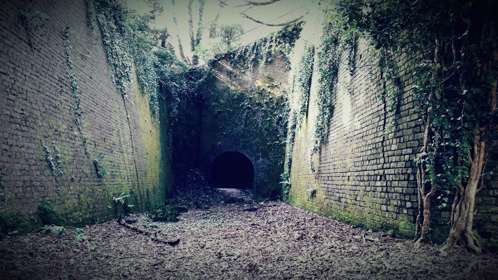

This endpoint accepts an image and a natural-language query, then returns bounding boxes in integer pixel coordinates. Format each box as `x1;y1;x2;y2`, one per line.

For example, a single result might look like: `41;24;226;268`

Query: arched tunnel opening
209;152;254;189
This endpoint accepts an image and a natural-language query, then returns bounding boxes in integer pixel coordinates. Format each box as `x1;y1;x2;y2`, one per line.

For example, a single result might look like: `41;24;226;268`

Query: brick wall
288;37;498;246
0;0;170;224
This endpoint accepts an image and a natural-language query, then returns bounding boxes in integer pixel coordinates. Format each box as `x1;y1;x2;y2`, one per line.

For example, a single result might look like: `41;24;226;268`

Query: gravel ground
1;188;497;280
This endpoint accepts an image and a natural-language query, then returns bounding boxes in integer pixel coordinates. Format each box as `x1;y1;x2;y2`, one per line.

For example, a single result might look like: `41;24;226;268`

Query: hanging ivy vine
212;22;303;71
94;0;159;114
313;21;341;152
43;144;64;178
281;110;298;201
62;27;90;158
297;44;315;122
336;0;498;253
94;0;132;95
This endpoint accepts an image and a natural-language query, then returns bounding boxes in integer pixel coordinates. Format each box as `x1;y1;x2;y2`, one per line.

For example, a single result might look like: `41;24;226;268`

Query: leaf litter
1;185;497;279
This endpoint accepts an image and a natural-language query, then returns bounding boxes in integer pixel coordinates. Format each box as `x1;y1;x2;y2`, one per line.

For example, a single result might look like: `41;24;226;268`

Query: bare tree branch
195;0;206;48
188;0;195;51
177;35;189;63
240;12;304;27
237;0;282;7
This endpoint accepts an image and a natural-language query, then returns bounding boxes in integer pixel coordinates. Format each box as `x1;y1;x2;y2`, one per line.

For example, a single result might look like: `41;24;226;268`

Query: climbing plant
336;0;498;253
62;27;90;158
296;44;315;122
94;0;132;94
213;22;303;71
94;0;159;114
155;50;209;125
126;14;160;112
92;0;216;182
311;7;361;152
42;144;64;178
313;21;341;152
281;110;298;200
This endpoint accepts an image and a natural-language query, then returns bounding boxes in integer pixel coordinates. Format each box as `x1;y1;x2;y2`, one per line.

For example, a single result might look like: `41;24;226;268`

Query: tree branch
240;12;304;27
246;0;281;5
188;0;195;51
237;0;281;7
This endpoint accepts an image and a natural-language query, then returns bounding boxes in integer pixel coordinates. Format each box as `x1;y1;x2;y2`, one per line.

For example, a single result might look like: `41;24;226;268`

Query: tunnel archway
209;151;254;189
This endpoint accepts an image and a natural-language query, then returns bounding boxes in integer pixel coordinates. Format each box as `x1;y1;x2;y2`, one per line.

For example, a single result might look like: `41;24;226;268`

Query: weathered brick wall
289;39;421;237
289;36;498;247
0;0;170;224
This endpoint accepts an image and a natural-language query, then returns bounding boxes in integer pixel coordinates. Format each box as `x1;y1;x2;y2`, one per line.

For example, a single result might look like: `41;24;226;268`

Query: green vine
43;144;64;177
111;192;134;219
313;19;342;152
94;0;132;95
94;0;159;114
93;153;107;179
337;0;498;248
62;28;82;122
297;44;315;122
62;27;90;158
281;110;297;201
126;14;160;113
212;22;303;71
280;170;291;201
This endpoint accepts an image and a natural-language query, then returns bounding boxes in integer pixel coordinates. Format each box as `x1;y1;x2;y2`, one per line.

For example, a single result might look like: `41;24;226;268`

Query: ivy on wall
156;59;209;126
209;23;302;199
43;144;64;178
313;22;341;152
336;0;498;252
212;22;303;71
62;27;90;158
126;15;160;112
62;28;82;124
93;153;107;179
93;0;159;114
94;0;132;95
286;1;497;253
281;110;297;200
296;44;315;123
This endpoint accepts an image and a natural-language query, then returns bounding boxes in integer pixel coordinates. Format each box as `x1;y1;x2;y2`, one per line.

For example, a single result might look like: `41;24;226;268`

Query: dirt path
1;191;497;279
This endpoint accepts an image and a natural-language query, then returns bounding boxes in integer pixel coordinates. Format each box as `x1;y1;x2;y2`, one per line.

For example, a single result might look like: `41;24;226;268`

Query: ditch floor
1;187;498;280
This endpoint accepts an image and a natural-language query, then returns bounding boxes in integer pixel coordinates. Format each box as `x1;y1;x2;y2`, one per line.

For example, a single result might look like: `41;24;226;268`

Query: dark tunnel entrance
209;152;254;189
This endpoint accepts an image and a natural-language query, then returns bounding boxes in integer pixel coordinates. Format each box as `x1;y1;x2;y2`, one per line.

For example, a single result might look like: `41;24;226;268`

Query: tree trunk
445;129;486;254
415;41;440;243
445;60;497;253
415;116;435;244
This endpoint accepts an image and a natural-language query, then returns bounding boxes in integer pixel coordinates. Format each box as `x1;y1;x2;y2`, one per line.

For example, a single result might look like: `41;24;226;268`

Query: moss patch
288;151;415;238
130;66;169;211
